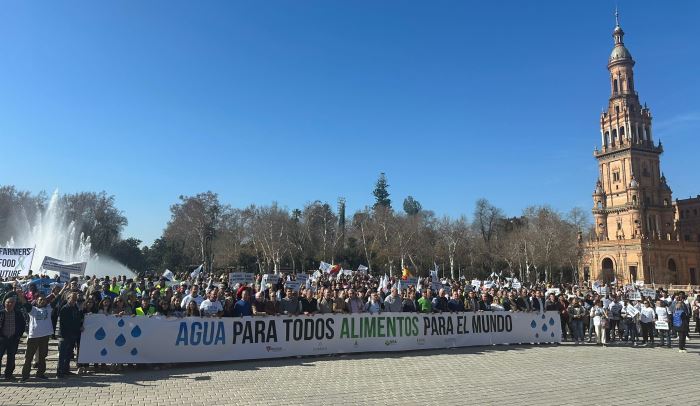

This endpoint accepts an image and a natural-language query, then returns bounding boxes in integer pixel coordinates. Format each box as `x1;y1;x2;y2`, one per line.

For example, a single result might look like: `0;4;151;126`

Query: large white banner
0;247;35;278
79;311;562;364
40;256;87;275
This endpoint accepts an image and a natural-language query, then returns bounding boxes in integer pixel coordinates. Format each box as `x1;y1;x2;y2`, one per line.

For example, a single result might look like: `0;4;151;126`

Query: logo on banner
265;346;283;353
529;314;556;339
312;342;328;352
93;318;143;358
416;338;426;345
384;339;398;346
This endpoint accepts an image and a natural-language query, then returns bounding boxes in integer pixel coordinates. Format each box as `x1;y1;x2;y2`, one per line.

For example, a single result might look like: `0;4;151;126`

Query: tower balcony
594;139;663;158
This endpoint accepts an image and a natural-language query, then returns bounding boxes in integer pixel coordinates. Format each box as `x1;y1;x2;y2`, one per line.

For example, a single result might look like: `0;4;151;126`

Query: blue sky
1;1;699;246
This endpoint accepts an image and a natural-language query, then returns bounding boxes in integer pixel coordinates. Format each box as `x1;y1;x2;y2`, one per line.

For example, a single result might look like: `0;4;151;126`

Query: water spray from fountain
4;190;135;279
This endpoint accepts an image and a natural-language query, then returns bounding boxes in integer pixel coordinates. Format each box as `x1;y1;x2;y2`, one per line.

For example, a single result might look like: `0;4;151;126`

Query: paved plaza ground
1;334;699;406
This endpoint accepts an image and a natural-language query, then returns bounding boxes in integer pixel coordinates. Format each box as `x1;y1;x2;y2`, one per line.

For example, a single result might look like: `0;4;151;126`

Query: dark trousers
606;319;620;341
0;335;21;378
640;322;654;344
675;327;687;350
51;308;59;336
22;336;49;378
58;335;77;375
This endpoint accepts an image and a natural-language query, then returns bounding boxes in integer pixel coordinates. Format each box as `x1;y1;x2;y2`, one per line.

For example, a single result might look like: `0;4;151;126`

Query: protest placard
228;272;255;286
471;279;481;289
642;288;656;298
546;288;561;296
295;273;309;285
655;321;668;330
511;281;522;289
625;305;639;317
403;277;418;286
627;291;642;301
284;280;301;291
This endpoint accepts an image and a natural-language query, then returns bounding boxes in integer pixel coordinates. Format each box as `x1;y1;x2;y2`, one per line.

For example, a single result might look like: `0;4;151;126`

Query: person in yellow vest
109;277;121;296
155;278;169;296
135;297;156;316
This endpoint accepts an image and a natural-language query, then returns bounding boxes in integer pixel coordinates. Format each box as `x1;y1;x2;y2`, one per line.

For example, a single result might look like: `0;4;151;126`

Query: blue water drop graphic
551;332;555;338
130;348;138;356
100;348;107;356
535;333;539;338
131;325;142;338
118;319;125;327
530;320;537;328
541;324;548;332
541;314;546;320
115;334;126;347
95;327;106;341
548;317;555;326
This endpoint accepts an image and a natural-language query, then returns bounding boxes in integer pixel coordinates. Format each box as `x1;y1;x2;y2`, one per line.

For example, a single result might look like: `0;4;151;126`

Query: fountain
4;190;135;279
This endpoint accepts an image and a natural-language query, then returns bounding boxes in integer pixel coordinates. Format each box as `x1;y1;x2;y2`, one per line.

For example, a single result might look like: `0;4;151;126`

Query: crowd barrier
79;311;562;364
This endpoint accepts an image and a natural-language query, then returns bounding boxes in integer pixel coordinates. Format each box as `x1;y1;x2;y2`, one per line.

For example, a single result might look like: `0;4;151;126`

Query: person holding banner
384;288;403;313
233;290;253;317
654;300;672;348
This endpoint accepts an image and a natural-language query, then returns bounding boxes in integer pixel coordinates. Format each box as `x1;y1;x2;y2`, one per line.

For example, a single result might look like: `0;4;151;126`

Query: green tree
403;196;422;216
109;238;145;271
372;172;391;210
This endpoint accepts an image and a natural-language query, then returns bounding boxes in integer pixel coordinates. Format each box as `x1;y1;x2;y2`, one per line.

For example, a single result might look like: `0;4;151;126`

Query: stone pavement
1;335;699;406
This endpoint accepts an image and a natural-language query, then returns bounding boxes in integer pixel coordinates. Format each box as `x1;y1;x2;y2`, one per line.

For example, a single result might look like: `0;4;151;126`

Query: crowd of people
1;270;698;382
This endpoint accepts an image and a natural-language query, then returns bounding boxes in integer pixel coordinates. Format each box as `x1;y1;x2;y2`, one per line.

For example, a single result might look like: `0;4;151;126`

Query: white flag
397;279;403;294
162;269;175;281
319;261;332;273
430;270;438;280
190;264;203;279
357;265;369;273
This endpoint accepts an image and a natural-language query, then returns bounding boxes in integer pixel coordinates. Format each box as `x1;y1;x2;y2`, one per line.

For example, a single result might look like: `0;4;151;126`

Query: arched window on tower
612;129;618;146
604;131;610;147
619;127;625;141
613;79;619;94
645;126;651;141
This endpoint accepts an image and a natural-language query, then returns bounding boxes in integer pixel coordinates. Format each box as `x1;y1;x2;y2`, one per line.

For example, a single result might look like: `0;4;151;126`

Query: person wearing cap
233;290;253;317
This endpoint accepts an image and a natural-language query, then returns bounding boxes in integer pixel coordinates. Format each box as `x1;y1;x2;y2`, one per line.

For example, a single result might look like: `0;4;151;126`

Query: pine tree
373;172;391;210
403;195;422;216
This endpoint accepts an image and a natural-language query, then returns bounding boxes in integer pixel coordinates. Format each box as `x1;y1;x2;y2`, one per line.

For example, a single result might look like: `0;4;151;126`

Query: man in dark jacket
0;297;26;381
57;292;83;378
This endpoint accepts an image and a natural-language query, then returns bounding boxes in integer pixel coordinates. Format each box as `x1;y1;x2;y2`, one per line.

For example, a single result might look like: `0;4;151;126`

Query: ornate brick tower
582;12;700;286
593;11;673;244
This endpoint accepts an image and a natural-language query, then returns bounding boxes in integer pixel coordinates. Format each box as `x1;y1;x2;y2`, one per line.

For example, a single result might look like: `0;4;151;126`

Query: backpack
672;308;685;328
